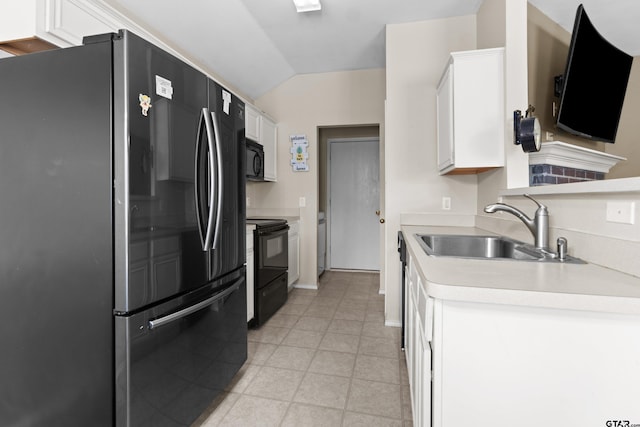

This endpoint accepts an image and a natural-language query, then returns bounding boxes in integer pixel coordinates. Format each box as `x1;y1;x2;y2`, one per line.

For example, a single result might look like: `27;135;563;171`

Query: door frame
325;136;380;271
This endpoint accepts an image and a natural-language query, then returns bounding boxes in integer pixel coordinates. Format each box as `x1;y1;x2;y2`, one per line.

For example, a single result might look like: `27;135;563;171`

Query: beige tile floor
192;270;413;427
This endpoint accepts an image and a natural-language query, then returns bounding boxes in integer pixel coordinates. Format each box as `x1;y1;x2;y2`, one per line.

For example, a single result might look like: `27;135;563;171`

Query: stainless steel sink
415;234;585;263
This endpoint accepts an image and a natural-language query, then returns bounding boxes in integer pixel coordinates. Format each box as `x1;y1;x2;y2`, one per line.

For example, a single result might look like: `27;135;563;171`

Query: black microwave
246;139;264;181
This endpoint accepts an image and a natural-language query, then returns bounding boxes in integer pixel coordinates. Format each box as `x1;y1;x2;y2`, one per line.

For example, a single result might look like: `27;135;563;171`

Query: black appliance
246;139;265;181
0;30;247;427
247;219;289;326
555;4;633;143
398;231;407;350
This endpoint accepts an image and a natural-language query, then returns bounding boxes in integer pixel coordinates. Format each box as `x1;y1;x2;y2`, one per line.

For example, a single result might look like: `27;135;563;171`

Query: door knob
379;218;385;224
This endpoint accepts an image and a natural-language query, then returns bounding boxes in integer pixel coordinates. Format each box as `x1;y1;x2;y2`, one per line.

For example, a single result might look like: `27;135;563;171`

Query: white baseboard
385;320;401;328
293;283;318;290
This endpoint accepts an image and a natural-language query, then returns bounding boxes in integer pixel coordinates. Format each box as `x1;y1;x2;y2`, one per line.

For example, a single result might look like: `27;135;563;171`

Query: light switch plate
299;196;306;207
606;201;635;224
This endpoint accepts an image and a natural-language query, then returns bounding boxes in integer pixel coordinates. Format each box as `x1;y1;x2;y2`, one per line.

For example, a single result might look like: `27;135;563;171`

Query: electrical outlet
442;197;451;210
299;196;306;208
606;201;635;224
545;131;554;141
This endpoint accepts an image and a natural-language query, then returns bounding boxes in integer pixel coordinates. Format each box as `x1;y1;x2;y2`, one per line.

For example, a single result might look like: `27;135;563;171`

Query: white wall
384;0;532;326
251;69;386;288
384;16;478;325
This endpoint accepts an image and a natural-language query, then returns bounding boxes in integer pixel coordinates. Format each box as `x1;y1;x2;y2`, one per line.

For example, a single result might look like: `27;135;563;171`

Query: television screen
556;4;633;143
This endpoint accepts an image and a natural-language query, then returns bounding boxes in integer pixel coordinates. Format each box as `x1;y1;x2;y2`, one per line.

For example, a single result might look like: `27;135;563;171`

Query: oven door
256;225;289;288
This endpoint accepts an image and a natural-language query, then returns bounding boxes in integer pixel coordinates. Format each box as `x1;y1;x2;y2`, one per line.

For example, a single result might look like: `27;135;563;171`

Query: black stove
246;218;289;327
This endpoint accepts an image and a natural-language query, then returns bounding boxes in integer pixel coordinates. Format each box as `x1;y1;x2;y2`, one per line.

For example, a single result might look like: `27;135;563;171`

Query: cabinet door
246;251;254;322
261;115;277;181
245;104;261;142
287;230;299;286
436;48;504;174
246;229;255;322
45;0;119;46
436;65;454;172
413;317;423;425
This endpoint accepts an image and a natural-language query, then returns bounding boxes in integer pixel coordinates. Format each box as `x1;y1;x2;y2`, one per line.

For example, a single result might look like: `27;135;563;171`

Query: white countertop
247;216;300;224
402;225;640;314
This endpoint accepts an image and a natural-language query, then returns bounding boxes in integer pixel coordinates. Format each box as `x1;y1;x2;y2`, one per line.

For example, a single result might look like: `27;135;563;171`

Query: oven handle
148;277;242;330
257;226;290;238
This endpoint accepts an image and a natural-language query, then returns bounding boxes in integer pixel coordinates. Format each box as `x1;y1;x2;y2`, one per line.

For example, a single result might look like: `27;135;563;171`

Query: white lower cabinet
405;254;432;427
406;249;640;427
287;220;299;287
246;225;255;323
434;300;640;426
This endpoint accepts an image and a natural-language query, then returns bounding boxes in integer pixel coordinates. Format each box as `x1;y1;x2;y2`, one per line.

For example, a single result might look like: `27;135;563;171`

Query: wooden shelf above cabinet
0;36;58;56
443;166;499;175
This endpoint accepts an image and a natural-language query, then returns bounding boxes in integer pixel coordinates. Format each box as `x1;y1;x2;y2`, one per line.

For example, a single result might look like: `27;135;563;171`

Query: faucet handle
524;194;547;210
557;237;568;261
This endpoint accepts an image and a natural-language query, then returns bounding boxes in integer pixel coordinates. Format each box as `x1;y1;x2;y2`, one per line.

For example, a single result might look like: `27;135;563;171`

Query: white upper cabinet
245;104;261;143
436;47;505;175
0;0;119;54
244;103;278;182
260;114;277;182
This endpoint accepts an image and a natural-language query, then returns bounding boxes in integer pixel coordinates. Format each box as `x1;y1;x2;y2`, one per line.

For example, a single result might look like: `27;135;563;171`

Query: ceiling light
293;0;321;13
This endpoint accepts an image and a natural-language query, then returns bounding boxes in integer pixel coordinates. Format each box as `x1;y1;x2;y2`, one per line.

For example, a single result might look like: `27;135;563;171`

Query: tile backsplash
530;164;605;186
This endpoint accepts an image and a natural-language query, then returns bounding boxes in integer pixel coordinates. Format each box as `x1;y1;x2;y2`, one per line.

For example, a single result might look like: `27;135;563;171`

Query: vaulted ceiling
99;0;639;100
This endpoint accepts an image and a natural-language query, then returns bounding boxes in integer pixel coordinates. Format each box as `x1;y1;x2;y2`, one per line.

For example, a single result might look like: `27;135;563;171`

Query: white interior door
329;138;380;270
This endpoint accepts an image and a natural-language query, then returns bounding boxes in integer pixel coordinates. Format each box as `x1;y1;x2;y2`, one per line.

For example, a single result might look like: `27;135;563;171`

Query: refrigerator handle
194;107;216;251
148;277;242;330
210;111;224;250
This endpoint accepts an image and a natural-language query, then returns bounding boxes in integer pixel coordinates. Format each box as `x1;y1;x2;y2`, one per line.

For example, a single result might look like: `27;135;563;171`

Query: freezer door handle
210;111;224;250
148;277;242;330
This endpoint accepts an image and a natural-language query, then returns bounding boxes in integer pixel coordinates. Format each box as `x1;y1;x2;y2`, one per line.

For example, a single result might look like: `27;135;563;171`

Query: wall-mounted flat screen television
556;4;633;143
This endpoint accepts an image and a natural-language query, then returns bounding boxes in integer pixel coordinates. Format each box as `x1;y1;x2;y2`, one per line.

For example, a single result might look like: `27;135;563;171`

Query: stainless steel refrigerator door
112;31;213;313
0;44;113;425
115;269;247;426
207;81;246;280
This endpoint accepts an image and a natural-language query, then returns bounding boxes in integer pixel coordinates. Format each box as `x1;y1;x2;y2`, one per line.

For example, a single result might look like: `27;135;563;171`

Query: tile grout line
199;272;410;426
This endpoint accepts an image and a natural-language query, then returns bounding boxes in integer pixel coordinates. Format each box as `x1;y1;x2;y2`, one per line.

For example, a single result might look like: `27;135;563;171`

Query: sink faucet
484;194;549;250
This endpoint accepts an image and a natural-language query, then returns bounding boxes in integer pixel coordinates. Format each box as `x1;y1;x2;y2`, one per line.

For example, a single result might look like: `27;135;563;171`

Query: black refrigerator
0;30;247;426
